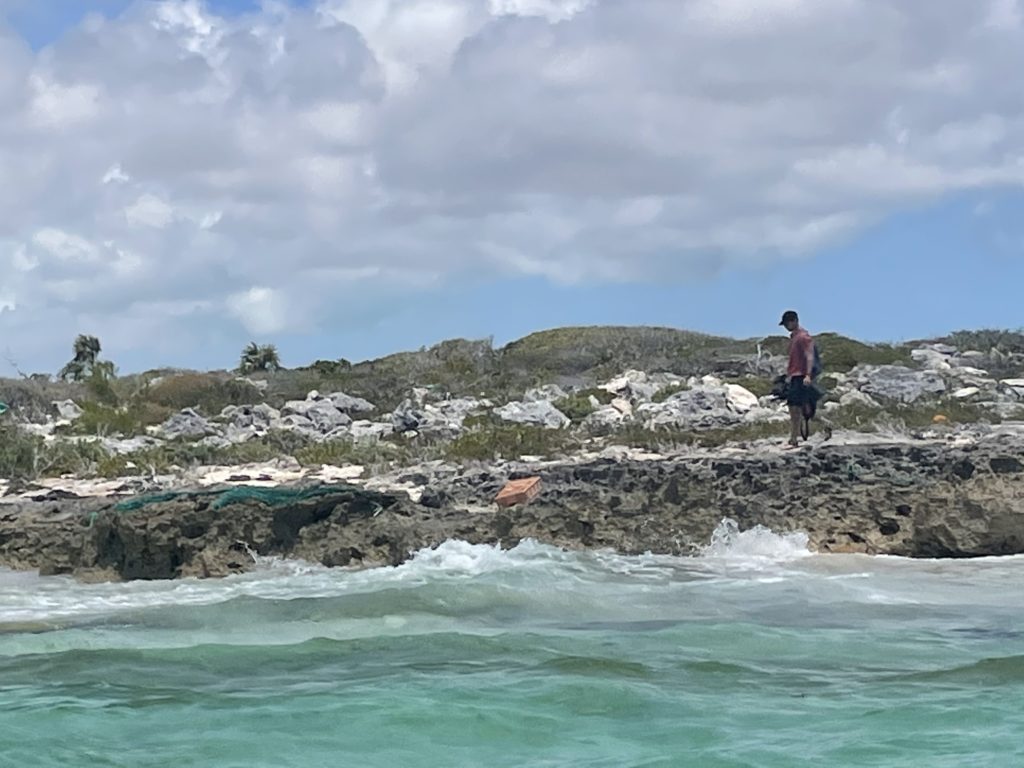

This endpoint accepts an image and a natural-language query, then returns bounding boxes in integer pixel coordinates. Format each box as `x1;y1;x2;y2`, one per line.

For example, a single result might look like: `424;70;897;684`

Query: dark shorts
786;376;812;407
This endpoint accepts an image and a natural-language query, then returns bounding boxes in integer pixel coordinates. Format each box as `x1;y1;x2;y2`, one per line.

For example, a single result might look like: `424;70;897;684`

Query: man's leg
788;405;802;446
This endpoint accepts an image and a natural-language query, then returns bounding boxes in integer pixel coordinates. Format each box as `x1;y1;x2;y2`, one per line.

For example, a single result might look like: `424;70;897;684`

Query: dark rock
2;437;1024;581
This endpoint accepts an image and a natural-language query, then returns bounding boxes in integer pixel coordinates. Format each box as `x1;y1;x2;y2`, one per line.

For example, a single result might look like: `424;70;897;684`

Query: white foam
699;518;811;564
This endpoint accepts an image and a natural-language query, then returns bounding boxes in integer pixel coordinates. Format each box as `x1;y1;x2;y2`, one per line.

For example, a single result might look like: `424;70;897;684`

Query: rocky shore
2;428;1023;582
4;328;1024;581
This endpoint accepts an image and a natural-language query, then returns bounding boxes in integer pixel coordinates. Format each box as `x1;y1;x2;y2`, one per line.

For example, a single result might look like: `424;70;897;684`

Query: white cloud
102;163;131;184
124;194;176;228
0;0;1023;369
227;286;289;335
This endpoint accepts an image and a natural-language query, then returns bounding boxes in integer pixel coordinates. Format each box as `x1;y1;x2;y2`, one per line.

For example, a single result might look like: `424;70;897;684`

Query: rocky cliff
2;433;1022;581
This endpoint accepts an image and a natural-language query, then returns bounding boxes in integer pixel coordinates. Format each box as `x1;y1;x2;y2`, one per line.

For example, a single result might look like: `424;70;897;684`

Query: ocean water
2;520;1023;768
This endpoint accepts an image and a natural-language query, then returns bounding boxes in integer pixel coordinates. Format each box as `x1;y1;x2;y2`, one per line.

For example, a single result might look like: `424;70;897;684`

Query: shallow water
2;520;1022;767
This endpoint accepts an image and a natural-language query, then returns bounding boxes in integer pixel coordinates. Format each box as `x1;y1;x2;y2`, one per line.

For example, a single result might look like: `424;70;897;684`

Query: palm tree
238;342;282;374
59;334;103;381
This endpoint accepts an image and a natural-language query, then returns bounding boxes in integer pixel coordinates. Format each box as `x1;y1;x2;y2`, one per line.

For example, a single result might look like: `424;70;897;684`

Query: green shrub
561;393;598;423
446;424;573;462
146;374;263;415
0;425;45;480
813;333;910;374
608;421;789;451
72;401;172;437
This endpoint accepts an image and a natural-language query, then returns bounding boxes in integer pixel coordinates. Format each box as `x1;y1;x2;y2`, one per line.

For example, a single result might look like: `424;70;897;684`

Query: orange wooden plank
494;476;542;507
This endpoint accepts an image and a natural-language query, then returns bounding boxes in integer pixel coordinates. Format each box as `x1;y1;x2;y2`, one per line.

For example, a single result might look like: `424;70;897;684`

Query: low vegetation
0;326;1019;484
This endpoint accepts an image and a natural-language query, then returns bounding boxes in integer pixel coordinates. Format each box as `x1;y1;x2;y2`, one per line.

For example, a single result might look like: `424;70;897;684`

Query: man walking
779;310;815;448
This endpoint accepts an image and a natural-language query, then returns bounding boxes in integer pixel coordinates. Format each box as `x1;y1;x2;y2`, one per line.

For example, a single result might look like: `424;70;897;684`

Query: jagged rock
272;414;321;439
7;437;1024;581
350;421;394;441
999;379;1024;399
158;409;219;440
635;377;780;430
53;400;83;421
582;405;630;430
494;401;570;429
391;397;486;436
327;392;376;415
304;401;353;433
847;365;946;404
600;370;683;403
221;404;280;430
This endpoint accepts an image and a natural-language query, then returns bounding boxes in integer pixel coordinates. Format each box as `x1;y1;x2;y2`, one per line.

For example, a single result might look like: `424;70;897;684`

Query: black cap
779;310;798;326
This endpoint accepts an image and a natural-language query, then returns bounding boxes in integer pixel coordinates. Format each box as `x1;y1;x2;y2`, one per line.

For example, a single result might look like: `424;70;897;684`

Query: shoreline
2;429;1023;581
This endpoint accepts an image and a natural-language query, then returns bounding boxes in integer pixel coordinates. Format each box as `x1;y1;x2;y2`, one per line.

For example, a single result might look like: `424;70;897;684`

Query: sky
0;1;1022;374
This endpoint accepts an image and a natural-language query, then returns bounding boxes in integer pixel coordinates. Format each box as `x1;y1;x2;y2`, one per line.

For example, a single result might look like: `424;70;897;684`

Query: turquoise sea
2;520;1023;767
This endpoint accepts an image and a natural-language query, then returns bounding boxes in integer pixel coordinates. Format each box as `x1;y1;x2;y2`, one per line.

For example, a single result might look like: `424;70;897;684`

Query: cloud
227;286;289;335
0;0;1023;369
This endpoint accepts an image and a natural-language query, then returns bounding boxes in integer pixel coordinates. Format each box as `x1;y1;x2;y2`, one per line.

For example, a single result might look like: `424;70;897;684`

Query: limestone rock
847;365;946;403
494;400;570;430
158;409;219;440
327;392;376;415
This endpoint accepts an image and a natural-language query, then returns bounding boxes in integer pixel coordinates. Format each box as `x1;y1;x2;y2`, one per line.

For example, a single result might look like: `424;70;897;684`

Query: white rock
846;365;946;403
953;387;981;400
999;379;1024;399
158;409;219;440
952;365;990;377
725;384;759;413
582;405;628;430
611;397;633;416
52;400;83;421
327;392;376;414
349;420;394;440
494;400;570;429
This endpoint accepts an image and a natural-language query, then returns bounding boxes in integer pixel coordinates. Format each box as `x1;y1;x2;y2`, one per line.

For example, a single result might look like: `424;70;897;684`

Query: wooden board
494;477;542;508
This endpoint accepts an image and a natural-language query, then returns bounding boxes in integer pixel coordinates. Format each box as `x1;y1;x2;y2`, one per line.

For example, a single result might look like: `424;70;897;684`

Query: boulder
304;400;353;433
999;379;1024;399
724;384;759;413
327;392;376;415
636;378;781;430
582;405;629;430
221;404;280;430
391;397;486;436
911;348;953;370
600;370;683;403
350;420;394;441
158;409;219;440
847;365;946;404
494;401;570;429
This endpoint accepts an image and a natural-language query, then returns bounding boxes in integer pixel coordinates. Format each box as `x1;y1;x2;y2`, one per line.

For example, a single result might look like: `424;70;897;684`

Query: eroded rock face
1;438;1023;581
